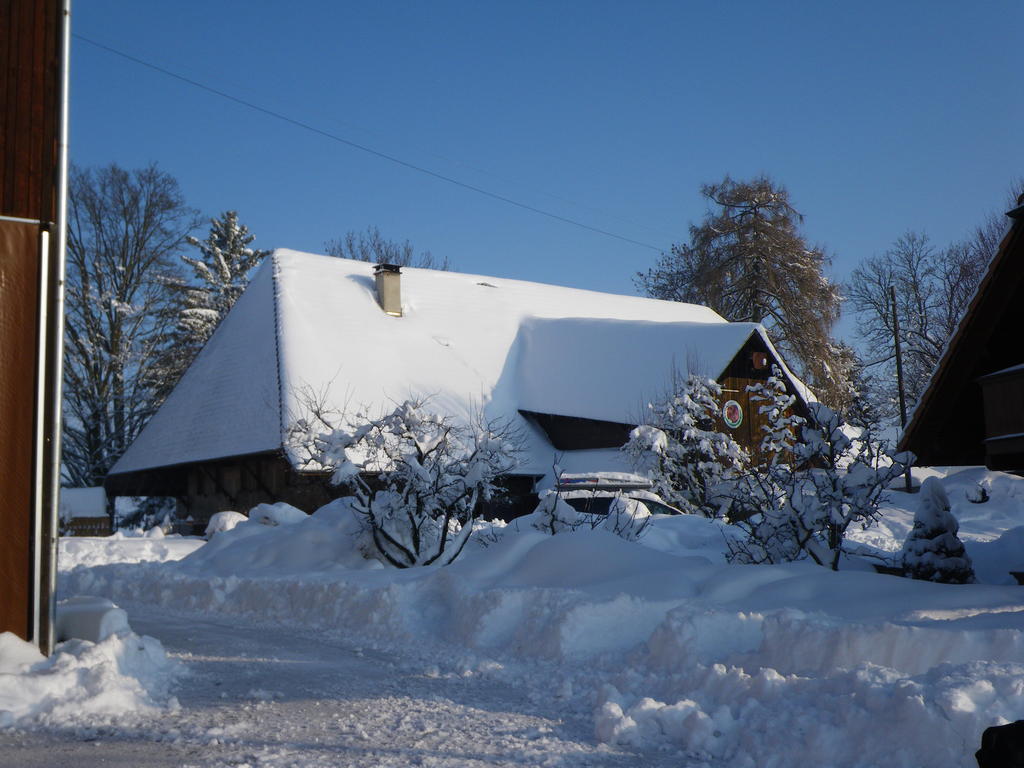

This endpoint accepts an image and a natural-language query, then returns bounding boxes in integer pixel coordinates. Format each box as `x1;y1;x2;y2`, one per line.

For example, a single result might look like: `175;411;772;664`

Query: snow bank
58;469;1024;766
175;498;379;578
0;631;180;728
59;532;203;571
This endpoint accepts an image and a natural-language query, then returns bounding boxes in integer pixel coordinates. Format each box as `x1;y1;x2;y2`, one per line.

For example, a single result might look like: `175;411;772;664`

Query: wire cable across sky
74;34;663;253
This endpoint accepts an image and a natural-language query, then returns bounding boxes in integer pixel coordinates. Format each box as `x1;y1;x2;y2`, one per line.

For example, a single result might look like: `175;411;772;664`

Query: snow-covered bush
204;510;248;539
625;374;747;517
966;483;990;504
789;403;911;569
725;403;910;569
603;496;652;541
901;477;976;584
532;491;581;535
248;502;308;527
291;399;520;568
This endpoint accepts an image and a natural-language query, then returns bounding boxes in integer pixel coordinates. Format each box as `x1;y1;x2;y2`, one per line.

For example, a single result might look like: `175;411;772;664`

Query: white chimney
374;263;402;317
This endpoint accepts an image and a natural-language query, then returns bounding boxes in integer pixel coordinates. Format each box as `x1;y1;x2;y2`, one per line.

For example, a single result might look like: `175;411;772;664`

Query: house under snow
105;250;810;526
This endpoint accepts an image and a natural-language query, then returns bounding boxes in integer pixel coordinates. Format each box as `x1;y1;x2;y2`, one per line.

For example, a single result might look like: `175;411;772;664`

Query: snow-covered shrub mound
902;477;976;584
603;496;651;541
178;498;379;578
0;630;180;728
530;492;580;534
248;502;308;527
204;510;248;539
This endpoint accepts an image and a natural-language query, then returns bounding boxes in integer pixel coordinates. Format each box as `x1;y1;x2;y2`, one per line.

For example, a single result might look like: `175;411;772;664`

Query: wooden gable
899;200;1024;467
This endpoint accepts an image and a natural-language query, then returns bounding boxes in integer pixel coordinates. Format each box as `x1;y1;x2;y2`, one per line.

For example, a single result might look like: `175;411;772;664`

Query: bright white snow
37;467;1024;766
0;628;179;729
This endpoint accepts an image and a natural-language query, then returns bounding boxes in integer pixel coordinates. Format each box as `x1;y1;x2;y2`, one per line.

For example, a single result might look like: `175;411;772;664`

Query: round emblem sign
722;399;743;429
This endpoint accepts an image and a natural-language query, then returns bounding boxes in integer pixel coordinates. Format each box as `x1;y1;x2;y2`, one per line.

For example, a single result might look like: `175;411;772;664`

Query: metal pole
890;285;912;493
39;0;72;655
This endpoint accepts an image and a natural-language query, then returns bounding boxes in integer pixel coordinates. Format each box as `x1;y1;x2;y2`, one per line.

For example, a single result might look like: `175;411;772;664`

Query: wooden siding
717;334;806;464
0;220;39;639
1;0;61;222
980;367;1024;470
0;0;63;645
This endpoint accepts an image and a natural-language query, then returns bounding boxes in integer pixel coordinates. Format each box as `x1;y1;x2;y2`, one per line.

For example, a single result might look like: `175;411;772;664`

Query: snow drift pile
0;629;179;728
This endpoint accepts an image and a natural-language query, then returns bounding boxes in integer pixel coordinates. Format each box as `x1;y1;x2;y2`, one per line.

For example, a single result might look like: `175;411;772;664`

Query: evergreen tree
746;365;805;466
624;374;747;517
636;175;847;410
155;211;270;398
901;477;976;584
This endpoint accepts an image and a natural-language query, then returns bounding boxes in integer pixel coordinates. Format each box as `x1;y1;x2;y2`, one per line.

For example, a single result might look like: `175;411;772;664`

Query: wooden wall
1;0;61;221
0;0;63;645
717;335;806;463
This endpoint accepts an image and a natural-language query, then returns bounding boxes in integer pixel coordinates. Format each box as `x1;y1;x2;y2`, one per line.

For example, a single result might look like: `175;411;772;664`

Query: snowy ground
0;609;669;768
3;466;1024;767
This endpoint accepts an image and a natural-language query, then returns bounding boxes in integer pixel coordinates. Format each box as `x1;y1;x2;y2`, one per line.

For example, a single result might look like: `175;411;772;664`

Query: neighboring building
899;197;1024;469
106;250;810;527
58;487;112;537
0;1;69;652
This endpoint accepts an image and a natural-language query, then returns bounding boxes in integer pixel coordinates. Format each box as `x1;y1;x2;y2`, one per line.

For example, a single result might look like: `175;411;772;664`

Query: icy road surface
0;609;684;768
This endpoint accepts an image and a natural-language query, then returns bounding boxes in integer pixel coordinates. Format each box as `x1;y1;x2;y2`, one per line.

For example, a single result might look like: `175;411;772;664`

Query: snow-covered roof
111;250;783;478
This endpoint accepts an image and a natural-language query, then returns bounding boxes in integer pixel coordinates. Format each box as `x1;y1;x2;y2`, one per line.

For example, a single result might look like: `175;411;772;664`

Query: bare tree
62;164;198;486
847;231;997;417
636;175;847;409
847;181;1024;419
324;226;449;270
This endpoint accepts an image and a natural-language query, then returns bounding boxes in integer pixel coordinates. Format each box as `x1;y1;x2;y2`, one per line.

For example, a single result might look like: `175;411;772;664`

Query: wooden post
890;286;913;493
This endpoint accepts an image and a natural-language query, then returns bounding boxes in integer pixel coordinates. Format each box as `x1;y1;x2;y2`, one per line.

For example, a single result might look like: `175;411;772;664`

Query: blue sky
70;1;1023;342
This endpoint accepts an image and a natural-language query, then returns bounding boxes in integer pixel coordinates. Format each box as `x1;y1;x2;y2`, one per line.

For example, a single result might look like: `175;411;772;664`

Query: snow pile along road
0;629;180;728
59;529;204;570
59;471;1024;768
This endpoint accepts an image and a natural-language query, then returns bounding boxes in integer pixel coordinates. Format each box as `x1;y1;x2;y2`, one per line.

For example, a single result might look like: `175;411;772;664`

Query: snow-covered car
556;473;683;517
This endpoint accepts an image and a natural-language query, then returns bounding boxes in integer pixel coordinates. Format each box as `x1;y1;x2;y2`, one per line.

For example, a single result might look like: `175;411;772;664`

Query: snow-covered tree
789;404;911;569
725;403;910;569
636;175;848;410
63;163;198;486
625;374;747;517
746;365;805;467
848;182;1023;420
901;477;976;584
292;399;520;568
155;211;270;396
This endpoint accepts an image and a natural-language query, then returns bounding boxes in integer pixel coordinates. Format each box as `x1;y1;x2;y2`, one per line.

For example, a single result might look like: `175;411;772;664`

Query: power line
74;34;664;253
